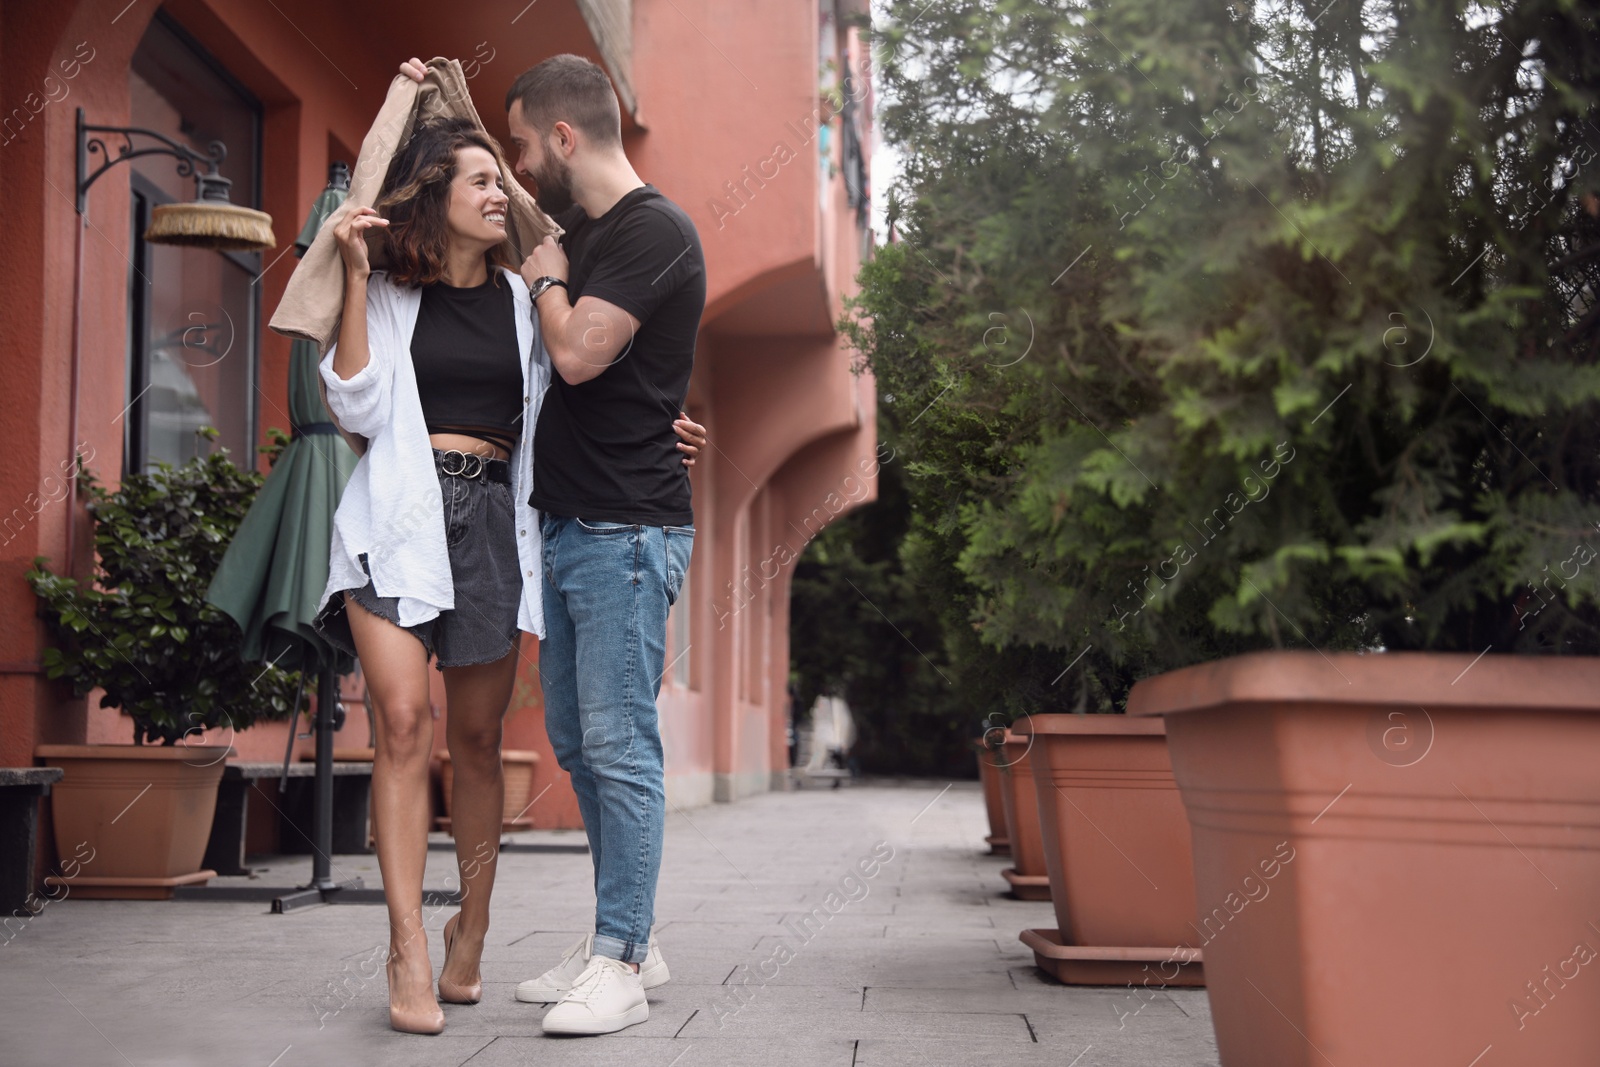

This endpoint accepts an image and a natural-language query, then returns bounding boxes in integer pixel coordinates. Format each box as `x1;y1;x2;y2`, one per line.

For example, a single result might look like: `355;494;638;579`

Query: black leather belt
433;448;511;484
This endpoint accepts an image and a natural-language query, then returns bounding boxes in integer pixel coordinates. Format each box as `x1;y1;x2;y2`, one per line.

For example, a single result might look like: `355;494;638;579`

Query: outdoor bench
203;760;373;877
0;768;64;913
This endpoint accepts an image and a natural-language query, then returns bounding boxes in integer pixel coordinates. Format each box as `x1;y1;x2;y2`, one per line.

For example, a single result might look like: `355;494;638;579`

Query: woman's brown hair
373;117;519;288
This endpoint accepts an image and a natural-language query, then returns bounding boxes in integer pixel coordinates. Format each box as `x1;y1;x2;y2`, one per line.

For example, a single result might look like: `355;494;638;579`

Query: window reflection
125;14;258;473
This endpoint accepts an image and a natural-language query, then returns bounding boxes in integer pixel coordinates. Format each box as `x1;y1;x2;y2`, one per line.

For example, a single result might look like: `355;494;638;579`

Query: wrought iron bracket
75;106;230;213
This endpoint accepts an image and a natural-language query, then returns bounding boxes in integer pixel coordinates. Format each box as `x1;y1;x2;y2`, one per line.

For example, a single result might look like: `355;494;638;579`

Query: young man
403;53;705;1035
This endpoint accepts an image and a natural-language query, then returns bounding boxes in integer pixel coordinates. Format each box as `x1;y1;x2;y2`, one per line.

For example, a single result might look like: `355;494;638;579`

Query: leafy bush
845;0;1600;705
28;436;304;745
789;452;1086;775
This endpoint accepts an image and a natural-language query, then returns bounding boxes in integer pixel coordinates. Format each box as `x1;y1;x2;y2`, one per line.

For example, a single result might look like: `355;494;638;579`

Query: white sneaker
515;933;670;1003
541;956;648;1035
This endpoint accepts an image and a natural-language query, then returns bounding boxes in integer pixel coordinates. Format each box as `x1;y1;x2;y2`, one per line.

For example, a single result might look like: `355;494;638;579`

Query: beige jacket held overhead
269;57;560;353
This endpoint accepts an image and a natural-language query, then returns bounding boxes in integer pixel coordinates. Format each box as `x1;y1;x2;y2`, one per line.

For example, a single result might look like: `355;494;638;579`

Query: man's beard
532;155;575;215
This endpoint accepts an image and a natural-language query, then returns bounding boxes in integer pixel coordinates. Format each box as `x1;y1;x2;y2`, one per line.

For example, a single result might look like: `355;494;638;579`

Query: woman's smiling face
447;145;510;249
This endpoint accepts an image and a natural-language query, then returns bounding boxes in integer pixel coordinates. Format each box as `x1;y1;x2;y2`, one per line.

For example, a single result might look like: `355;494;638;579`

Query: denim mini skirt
316;449;522;670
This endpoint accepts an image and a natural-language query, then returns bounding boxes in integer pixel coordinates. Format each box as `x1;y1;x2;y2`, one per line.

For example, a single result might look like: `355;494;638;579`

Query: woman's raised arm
329;206;389;382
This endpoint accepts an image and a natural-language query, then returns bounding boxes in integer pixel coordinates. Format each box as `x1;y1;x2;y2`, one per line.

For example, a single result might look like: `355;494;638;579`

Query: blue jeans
540;514;694;964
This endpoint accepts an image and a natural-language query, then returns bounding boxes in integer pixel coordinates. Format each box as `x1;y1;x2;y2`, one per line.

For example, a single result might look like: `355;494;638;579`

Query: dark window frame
123;11;262;477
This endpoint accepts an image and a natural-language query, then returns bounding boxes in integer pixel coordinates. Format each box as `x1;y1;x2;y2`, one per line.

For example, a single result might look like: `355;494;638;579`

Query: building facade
0;0;877;823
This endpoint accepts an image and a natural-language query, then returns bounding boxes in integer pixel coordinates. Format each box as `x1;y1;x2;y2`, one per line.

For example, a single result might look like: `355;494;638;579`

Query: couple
312;54;705;1038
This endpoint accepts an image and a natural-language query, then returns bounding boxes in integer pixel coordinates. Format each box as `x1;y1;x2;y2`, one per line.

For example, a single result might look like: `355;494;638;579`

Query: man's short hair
505;55;621;147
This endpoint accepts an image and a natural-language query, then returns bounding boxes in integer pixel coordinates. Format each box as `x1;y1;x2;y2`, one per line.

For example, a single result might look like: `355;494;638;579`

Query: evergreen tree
841;0;1600;707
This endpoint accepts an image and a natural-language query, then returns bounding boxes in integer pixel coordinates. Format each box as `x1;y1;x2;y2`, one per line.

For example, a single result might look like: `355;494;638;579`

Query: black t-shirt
530;185;706;526
411;276;523;453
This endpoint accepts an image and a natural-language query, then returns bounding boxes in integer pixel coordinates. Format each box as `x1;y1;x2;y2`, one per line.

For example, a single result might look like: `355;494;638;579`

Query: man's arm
522;234;638;385
538;288;639;386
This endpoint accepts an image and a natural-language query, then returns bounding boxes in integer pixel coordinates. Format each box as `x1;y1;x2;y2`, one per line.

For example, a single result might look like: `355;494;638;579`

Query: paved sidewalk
2;782;1219;1066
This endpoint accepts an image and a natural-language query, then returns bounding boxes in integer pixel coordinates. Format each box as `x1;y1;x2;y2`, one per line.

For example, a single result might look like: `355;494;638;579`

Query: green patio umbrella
208;164;358;673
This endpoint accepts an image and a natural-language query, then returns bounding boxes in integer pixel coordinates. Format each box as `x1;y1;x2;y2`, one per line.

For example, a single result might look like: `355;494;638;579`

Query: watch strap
530;276;569;300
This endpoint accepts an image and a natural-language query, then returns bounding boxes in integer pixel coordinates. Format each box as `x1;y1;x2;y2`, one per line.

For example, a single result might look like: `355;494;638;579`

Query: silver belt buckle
439;449;485;479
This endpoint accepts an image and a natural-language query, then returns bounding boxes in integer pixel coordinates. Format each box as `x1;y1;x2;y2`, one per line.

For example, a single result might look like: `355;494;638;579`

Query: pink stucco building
0;0;877;828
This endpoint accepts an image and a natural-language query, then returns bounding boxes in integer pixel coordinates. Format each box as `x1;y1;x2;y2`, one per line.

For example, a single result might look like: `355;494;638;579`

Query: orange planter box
995;732;1050;900
1012;714;1204;987
36;743;233;899
1130;651;1600;1067
973;738;1010;855
437;749;542;834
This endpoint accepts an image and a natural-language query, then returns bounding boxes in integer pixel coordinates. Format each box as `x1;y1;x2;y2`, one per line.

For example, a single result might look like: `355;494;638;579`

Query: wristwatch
528;275;569;301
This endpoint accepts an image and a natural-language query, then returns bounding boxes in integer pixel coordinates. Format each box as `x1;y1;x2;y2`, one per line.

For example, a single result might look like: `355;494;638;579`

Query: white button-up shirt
318;267;547;638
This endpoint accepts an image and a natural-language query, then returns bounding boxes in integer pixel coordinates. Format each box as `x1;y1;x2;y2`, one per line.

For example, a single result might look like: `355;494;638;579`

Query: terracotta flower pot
996;731;1050;900
1013;714;1204;987
973;738;1010;855
36;743;233;899
1128;650;1600;1067
437;749;541;834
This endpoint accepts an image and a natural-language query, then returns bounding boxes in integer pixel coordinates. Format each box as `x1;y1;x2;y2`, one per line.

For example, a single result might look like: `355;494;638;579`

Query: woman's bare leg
345;594;441;1031
437;644;520;995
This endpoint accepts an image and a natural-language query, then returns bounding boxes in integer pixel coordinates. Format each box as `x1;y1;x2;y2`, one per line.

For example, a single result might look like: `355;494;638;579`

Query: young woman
314;117;704;1035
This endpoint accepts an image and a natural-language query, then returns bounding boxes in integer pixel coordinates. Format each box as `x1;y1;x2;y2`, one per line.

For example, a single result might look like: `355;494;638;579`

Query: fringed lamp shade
145;200;275;252
143;172;275;253
77;110;274;251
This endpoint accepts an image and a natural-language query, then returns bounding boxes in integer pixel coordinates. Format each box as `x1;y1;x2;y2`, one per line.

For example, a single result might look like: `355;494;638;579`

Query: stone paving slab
1;782;1220;1066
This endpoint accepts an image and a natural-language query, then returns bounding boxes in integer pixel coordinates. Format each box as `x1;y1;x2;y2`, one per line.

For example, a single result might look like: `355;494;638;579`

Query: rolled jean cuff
591;934;649;965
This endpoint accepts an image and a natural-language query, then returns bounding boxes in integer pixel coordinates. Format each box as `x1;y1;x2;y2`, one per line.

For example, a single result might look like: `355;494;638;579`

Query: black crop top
410;275;523;454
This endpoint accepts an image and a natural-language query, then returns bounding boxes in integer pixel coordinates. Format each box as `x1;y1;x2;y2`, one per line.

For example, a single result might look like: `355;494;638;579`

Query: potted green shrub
29;434;303;898
860;0;1600;1057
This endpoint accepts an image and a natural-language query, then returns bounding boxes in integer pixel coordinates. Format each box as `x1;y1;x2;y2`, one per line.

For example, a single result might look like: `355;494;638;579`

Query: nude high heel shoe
438;912;483;1005
387;955;446;1035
